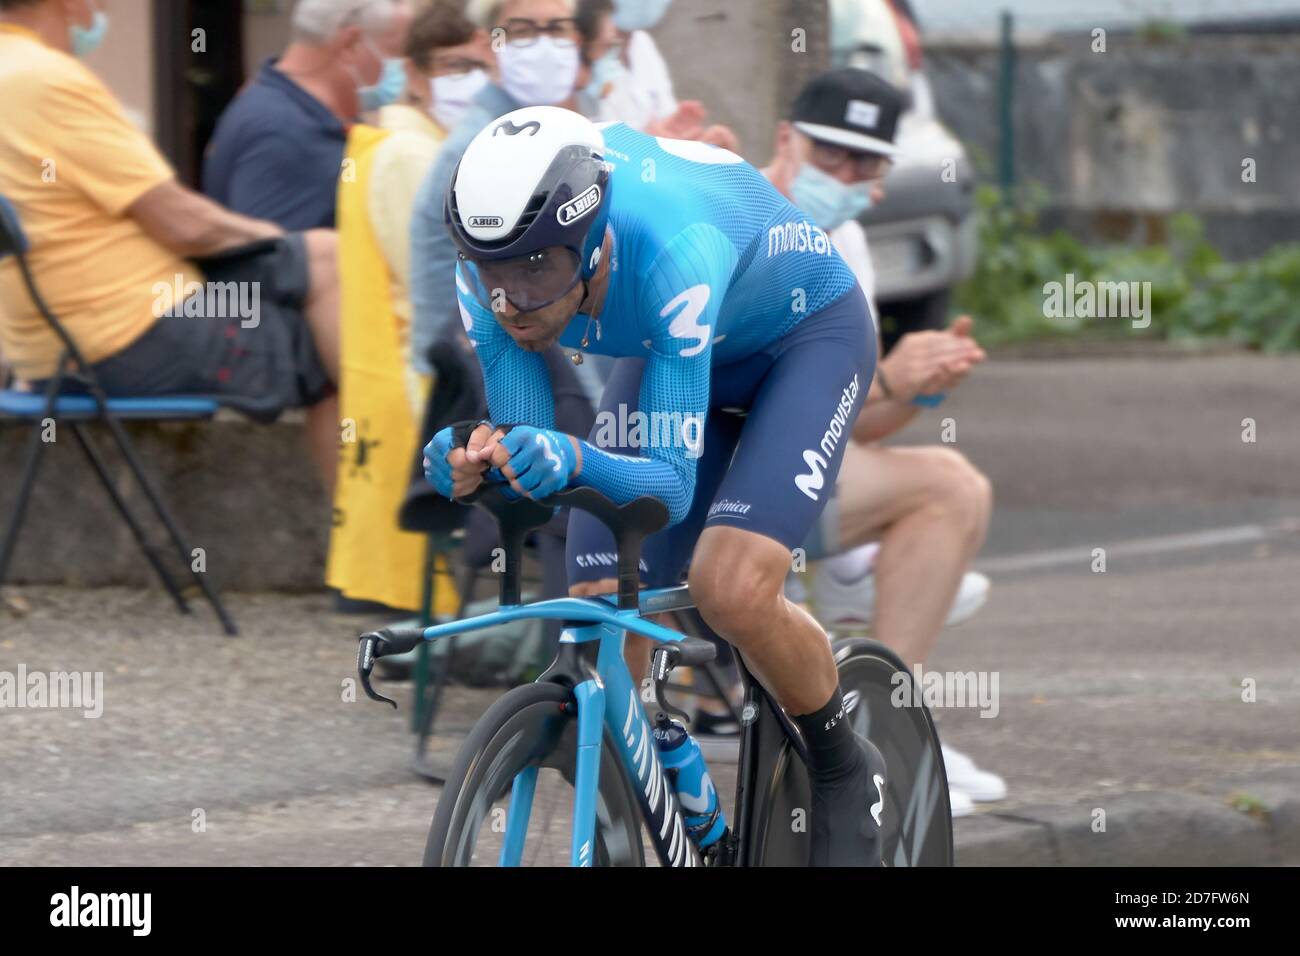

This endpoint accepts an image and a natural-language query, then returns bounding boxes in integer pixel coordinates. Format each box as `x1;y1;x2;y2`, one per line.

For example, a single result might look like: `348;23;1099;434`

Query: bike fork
499;768;538;866
495;678;605;868
570;678;606;867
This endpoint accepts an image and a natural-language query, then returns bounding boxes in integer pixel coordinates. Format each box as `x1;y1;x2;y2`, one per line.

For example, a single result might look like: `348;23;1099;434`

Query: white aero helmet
446;106;612;313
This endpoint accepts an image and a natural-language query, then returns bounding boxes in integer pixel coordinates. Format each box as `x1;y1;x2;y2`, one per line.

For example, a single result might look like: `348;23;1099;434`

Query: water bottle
653;714;727;849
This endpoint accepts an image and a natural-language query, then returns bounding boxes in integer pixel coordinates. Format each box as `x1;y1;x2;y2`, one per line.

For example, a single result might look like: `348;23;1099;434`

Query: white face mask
496;36;580;106
430;68;488;130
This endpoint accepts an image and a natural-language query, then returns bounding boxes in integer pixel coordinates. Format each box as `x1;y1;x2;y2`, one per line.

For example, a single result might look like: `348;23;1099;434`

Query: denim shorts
68;235;330;423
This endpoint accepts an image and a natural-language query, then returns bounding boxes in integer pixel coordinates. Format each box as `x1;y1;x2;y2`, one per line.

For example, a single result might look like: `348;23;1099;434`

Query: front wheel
424;681;646;866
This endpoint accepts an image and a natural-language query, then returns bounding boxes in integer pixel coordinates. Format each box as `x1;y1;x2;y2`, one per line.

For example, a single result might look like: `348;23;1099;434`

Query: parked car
830;0;978;351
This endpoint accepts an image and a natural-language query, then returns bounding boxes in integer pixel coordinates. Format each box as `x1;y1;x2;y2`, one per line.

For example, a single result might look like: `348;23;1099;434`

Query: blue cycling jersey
456;123;860;524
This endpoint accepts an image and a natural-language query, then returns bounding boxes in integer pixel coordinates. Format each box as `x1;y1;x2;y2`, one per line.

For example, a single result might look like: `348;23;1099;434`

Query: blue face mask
69;9;110;58
789;162;872;231
612;0;674;32
357;53;406;112
584;51;626;100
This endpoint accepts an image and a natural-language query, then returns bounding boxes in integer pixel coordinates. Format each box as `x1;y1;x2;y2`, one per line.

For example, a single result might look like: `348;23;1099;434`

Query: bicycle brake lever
357;632;397;709
357;627;429;708
651;646;691;722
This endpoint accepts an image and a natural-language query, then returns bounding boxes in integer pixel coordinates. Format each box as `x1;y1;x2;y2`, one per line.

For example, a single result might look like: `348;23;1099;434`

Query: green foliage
1135;19;1187;45
954;186;1300;352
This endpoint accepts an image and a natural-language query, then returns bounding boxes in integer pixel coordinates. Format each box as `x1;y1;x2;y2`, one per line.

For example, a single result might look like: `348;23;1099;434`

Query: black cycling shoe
808;736;886;867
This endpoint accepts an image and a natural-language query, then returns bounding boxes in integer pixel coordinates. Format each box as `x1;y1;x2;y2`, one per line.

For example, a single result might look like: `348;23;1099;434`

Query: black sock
792;688;861;781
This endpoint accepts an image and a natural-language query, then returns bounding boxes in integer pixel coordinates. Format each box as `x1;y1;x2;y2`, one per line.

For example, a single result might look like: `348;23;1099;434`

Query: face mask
497;36;580;106
357;50;406;112
612;0;674;31
789;162;872;231
430;68;488;130
69;9;109;58
583;51;625;100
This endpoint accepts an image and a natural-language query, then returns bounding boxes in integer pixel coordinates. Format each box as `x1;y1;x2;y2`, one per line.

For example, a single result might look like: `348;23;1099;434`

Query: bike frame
417;582;800;867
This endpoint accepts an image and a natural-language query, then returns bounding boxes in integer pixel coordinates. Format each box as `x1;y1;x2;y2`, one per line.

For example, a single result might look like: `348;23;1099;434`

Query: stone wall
922;32;1300;256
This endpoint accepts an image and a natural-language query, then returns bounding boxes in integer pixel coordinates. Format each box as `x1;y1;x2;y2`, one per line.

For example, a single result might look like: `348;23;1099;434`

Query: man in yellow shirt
0;0;342;493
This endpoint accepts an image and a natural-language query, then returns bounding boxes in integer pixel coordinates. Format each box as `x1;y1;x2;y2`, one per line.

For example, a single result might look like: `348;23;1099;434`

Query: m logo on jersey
558;185;601;225
794;449;828;501
661;284;712;357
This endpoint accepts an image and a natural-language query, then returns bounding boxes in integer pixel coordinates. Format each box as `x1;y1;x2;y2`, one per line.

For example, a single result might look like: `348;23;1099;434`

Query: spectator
0;0;342;493
575;0;737;148
326;0;490;614
203;0;413;230
397;0;493;138
372;0;492;406
409;0;586;373
763;68;1004;813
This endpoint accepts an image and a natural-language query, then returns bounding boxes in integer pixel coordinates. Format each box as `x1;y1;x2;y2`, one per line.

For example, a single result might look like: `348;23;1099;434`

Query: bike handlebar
448;425;670;610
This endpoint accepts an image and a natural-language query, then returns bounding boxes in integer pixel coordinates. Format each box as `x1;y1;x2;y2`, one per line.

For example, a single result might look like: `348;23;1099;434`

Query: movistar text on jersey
767;219;837;258
820;375;860;459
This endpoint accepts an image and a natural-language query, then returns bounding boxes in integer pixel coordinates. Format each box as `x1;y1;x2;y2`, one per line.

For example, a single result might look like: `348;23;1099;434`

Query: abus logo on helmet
558;184;601;225
468;216;503;228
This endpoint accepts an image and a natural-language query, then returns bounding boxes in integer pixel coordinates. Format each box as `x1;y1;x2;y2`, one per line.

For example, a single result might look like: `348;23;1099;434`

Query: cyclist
424;105;884;865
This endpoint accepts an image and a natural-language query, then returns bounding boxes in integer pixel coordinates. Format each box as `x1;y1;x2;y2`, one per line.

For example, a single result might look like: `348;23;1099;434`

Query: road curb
955;771;1300;865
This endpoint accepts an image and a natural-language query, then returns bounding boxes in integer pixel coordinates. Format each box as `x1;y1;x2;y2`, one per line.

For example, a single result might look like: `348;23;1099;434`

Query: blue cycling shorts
567;283;875;588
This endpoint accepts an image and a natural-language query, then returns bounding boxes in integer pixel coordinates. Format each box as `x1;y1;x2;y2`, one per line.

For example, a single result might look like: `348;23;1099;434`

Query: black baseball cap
790;68;904;156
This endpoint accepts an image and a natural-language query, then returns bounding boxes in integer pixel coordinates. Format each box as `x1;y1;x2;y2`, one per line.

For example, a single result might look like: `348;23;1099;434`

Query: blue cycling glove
422;425;458;498
499;426;578;500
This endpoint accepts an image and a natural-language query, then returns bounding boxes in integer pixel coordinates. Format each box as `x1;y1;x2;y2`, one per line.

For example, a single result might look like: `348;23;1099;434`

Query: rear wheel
424;681;646;866
833;638;953;866
751;639;953;866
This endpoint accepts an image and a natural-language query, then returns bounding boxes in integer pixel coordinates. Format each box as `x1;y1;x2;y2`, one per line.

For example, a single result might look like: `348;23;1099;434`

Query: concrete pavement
1;351;1298;865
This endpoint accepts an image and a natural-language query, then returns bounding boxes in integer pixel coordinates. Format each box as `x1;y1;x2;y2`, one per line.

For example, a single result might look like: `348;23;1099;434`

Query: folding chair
397;341;483;771
0;194;237;635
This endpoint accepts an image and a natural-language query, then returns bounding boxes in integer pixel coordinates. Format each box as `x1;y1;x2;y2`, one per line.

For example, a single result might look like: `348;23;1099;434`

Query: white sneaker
948;786;976;818
941;745;1007;803
811;566;990;632
945;571;990;627
810;564;877;631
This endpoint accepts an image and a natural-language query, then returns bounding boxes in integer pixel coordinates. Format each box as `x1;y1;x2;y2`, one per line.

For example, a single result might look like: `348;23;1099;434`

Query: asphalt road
1;352;1297;866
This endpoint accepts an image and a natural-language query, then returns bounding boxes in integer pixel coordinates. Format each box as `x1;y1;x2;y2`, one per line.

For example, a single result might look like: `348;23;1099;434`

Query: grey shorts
75;235;331;423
